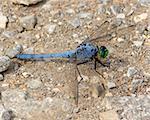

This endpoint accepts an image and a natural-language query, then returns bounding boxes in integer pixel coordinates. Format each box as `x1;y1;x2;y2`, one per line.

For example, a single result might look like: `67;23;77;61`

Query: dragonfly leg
76;64;83;81
74;64;79;106
74;61;85;106
94;59;105;79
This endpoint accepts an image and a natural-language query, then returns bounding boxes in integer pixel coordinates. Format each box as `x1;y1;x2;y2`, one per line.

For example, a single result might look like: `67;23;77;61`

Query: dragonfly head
97;46;109;59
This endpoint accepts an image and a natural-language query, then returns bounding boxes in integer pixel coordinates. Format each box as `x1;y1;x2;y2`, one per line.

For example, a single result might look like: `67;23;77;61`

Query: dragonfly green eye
98;46;109;58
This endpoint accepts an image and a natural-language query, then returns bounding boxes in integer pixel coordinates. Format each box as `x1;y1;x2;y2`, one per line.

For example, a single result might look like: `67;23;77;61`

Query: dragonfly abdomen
16;50;76;60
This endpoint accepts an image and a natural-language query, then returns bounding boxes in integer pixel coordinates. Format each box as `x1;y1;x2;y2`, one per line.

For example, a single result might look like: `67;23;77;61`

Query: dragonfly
16;20;136;105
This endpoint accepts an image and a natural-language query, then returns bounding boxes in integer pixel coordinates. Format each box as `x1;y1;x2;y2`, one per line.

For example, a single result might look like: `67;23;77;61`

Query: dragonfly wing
84;19;136;45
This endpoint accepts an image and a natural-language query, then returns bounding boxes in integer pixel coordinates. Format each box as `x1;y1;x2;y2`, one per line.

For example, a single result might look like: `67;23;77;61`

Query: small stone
132;41;143;47
98;0;112;4
0;74;4;81
110;5;124;15
0;14;8;29
20;15;37;30
134;13;148;23
78;12;93;19
90;84;105;98
116;13;125;19
2;110;15;120
117;37;125;42
97;5;106;14
5;44;23;58
139;0;150;6
2;31;17;38
0;56;10;73
44;24;56;34
131;79;144;93
27;79;43;89
12;0;43;6
107;82;116;89
127;67;137;77
68;18;80;28
22;72;31;78
66;9;75;15
99;110;120;120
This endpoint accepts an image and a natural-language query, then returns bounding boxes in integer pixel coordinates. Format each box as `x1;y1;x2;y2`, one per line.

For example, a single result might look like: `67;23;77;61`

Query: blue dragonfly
16;20;135;105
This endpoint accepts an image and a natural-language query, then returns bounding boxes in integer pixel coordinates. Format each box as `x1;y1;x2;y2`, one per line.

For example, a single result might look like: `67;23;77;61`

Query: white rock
0;15;8;29
127;67;137;77
44;24;56;34
6;44;23;58
116;13;125;19
78;12;93;19
133;41;143;47
107;82;116;89
68;18;80;28
20;15;37;30
0;56;10;73
12;0;43;6
134;13;148;23
0;74;4;81
117;37;125;42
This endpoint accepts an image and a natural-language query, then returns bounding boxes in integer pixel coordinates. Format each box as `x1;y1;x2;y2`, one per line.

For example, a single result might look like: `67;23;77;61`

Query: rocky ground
0;0;150;120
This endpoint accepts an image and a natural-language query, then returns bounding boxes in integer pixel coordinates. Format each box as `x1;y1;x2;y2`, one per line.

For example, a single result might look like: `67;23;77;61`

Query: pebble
117;37;125;42
139;0;150;6
134;13;148;23
2;31;17;38
98;0;112;4
0;74;4;81
1;110;14;120
132;40;144;47
127;67;137;77
20;15;37;30
110;5;124;15
44;24;56;34
27;79;43;89
97;5;106;14
66;9;75;15
0;56;10;73
131;79;144;93
5;44;23;58
107;82;116;89
116;13;125;19
78;12;93;19
68;18;80;28
12;0;43;6
0;14;8;29
22;72;32;78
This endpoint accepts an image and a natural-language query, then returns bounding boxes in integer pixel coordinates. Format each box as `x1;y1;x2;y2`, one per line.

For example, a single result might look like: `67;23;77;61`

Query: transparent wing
84;19;136;46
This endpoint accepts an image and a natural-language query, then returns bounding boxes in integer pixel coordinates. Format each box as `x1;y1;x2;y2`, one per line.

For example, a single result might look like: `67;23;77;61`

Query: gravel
0;0;149;119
